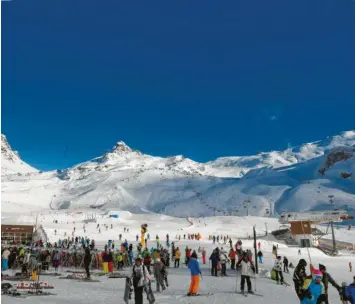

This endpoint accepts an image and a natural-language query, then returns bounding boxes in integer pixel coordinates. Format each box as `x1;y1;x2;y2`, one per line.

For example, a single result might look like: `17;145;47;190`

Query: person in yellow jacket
174;248;181;268
117;252;124;269
152;249;160;261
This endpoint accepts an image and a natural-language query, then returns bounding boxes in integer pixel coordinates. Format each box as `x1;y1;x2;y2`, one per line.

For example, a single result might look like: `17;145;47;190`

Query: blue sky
2;0;355;170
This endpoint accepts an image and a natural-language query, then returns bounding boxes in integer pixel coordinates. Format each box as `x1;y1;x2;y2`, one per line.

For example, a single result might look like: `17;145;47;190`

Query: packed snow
1;210;355;304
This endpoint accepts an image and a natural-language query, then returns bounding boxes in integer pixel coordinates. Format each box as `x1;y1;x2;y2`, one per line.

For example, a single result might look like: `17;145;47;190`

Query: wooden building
1;224;34;244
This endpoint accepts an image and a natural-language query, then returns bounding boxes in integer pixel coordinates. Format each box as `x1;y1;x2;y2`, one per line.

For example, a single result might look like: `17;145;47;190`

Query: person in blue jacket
300;269;325;304
346;276;355;304
187;251;201;296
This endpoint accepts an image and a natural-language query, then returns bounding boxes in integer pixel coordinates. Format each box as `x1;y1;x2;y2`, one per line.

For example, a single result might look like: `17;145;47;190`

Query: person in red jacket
143;252;152;274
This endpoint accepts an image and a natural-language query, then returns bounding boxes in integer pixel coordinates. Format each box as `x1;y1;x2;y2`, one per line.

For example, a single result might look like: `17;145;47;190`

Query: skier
131;256;150;304
345;276;355;304
319;263;341;304
283;256;289;273
293;259;308;299
350;262;353;272
1;248;10;271
201;248;206;264
136;235;139;242
174;247;181;268
229;248;236;270
143;252;152;274
209;248;219;276
236;251;255;294
257;250;263;264
219;247;228;276
187;251;201;296
300;269;326;304
273;256;284;284
84;248;91;279
153;258;166;292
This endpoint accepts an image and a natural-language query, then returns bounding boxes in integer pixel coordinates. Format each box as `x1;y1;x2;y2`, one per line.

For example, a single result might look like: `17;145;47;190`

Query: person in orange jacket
201;248;206;264
229;249;236;270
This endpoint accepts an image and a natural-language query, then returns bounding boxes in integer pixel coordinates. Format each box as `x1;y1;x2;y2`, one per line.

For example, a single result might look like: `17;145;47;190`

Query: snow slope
1;135;38;175
1;131;355;218
2;211;355;304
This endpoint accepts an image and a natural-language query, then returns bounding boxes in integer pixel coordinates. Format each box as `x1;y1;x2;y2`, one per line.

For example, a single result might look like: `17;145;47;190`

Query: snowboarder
187;251;201;296
293;259;308;299
236;251;255;294
300;269;326;304
273;256;284;284
319;263;341;304
131;256;150;304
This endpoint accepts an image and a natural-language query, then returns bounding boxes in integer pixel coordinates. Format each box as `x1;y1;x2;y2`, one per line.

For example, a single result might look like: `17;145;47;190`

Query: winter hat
312;269;323;282
319;264;326;271
191;251;198;259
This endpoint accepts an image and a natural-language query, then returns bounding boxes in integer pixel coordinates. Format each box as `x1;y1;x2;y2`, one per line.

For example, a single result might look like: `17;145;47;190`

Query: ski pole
235;270;238;293
254;275;257;292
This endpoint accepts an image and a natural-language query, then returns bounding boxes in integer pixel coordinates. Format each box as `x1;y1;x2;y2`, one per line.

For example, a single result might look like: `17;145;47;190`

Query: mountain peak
1;134;37;175
111;141;133;153
1;134;20;160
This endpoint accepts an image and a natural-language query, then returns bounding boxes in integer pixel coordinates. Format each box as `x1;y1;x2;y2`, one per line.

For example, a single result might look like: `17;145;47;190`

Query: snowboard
123;277;132;304
144;280;155;304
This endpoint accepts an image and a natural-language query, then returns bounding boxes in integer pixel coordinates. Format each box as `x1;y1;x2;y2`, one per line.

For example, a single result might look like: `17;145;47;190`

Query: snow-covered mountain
1;135;37;175
1;131;354;218
206;130;355;177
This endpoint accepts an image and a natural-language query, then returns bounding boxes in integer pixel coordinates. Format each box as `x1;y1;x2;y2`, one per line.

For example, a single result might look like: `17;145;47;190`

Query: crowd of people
2;229;355;304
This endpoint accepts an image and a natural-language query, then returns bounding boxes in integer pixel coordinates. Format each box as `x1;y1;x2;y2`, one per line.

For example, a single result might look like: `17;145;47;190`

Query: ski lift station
278;210;353;248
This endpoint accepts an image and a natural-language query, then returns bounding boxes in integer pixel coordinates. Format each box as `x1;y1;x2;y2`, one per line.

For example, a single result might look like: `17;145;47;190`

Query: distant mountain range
2;131;354;218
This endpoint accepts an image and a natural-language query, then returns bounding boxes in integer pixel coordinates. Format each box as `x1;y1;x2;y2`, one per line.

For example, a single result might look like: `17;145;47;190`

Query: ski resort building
278;210;352;248
1;224;34;245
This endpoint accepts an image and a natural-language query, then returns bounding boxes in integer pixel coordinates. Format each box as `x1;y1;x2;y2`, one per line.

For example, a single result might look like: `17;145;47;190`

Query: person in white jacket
1;248;11;271
219;248;229;276
131;256;150;304
236;252;255;294
273;256;284;284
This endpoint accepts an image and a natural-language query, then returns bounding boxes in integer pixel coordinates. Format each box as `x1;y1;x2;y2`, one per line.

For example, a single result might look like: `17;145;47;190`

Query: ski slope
2;211;355;304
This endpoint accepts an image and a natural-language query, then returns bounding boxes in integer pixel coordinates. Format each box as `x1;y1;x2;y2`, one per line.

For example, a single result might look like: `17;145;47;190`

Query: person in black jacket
293;259;308;299
319;264;341;304
84;248;92;279
283;256;289;273
209;249;220;277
